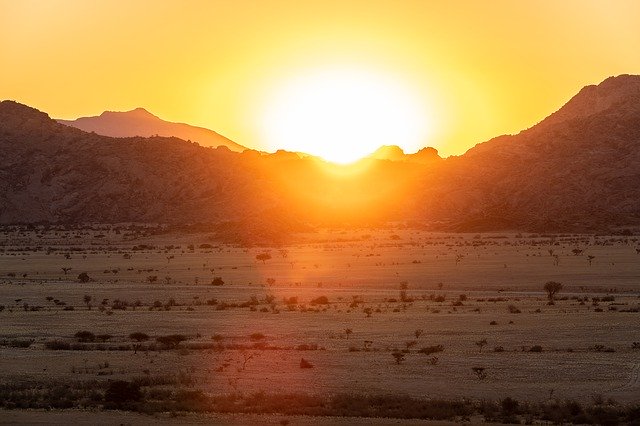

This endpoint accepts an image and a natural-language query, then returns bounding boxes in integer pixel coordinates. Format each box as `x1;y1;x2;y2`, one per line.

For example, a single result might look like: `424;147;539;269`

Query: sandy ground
0;227;639;422
0;410;468;425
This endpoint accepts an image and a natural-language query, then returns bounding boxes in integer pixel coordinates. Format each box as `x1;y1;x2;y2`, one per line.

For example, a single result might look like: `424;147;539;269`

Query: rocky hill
410;74;640;231
57;108;246;152
2;74;640;233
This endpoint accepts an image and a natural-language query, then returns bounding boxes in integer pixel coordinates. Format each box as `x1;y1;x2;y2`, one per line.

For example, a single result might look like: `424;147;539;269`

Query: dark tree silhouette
543;281;563;301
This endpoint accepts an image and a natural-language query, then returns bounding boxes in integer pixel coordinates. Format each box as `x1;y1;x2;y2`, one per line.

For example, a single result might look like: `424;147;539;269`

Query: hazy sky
2;0;640;157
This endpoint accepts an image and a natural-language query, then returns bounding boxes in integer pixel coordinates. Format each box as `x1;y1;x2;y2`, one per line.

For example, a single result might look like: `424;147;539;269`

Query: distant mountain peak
58;108;246;151
540;74;640;128
98;107;157;119
0;100;50;120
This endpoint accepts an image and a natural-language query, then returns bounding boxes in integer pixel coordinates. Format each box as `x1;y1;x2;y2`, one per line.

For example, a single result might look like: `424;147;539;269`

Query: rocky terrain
2;74;640;234
411;74;640;231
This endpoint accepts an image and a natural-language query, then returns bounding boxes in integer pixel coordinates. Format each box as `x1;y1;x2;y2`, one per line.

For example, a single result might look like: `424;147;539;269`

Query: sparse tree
83;294;92;310
475;338;487;353
414;329;424;339
344;328;353;339
129;332;149;354
61;267;72;275
587;255;595;266
543;281;563;302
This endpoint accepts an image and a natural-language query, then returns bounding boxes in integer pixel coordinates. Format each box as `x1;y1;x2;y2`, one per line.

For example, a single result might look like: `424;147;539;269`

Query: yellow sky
2;0;640;157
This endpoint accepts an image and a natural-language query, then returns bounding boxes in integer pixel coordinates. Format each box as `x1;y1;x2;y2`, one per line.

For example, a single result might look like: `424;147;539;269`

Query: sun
260;66;431;164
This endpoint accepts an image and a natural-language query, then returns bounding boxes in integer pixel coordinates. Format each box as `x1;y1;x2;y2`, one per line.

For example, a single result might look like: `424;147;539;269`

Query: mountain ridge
57;108;247;152
2;74;640;234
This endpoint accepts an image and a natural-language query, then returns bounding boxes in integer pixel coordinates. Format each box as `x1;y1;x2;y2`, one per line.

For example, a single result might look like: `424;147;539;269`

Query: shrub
104;380;142;406
156;334;187;349
472;366;487;380
96;334;112;342
418;345;444;355
300;358;314;368
45;340;71;350
250;333;266;341
501;397;519;414
310;296;329;305
507;305;521;314
5;339;33;348
129;332;149;342
211;277;224;286
392;351;405;364
74;331;95;342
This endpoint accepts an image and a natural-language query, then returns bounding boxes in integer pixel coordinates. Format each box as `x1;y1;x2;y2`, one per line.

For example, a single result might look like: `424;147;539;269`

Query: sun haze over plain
1;0;640;159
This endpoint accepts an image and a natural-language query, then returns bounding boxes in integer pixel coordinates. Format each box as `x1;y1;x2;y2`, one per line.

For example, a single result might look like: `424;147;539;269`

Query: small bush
249;333;266;341
418;345;444;355
45;340;71;350
3;339;33;348
156;334;187;349
129;332;149;342
74;331;95;342
104;380;142;406
300;358;314;368
310;296;329;305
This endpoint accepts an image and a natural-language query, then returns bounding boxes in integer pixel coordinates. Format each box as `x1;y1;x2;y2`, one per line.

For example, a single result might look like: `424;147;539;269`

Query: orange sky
2;0;640;157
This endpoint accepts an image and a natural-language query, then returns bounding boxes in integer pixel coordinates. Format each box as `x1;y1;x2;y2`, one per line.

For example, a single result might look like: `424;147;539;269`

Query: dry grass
1;225;639;422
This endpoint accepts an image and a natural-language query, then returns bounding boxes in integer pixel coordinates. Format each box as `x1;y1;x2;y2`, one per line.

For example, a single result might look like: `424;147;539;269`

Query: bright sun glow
261;67;431;164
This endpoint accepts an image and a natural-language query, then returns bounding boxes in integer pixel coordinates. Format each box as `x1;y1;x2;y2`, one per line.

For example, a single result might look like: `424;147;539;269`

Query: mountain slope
2;74;640;233
411;74;640;231
57;108;246;152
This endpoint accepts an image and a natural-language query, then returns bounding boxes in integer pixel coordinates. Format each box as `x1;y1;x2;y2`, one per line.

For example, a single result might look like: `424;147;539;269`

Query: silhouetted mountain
411;74;640;231
2;74;640;234
57;108;246;152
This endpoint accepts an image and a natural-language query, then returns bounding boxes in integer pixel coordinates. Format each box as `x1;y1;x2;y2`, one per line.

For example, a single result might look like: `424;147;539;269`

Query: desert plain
0;225;638;424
